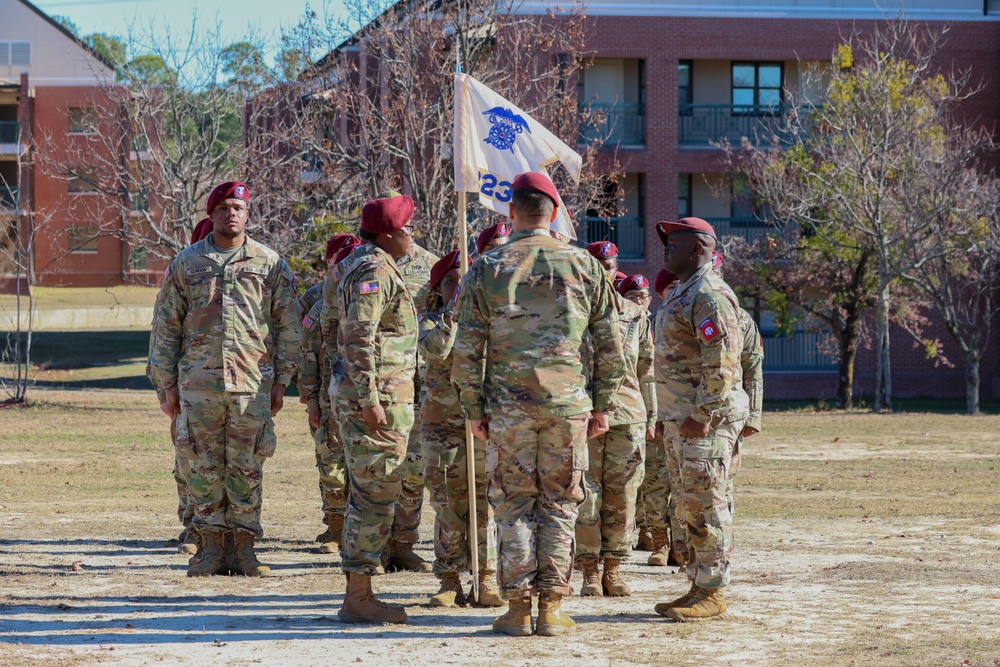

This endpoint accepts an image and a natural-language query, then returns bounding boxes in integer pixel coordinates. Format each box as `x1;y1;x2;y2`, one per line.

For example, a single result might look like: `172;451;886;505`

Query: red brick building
560;0;1000;402
0;0;160;289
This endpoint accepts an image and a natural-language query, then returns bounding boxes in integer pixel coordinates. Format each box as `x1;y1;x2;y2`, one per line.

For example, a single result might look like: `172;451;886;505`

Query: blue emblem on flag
483;107;530;153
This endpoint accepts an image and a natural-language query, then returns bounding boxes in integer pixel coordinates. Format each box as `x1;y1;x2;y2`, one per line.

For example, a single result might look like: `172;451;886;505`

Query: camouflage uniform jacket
739;308;764;432
337;243;418;408
320;245;366;365
418;303;464;431
452;227;626;421
297;283;326;409
607;294;657;429
149;233;302;393
654;262;748;425
397;243;439;397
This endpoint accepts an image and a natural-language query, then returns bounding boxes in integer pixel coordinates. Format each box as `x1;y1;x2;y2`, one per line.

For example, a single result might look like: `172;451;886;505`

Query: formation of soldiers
147;173;762;635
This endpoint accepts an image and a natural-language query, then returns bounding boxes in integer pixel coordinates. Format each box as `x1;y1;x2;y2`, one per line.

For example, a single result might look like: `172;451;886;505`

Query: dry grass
0;286;159;311
1;391;999;666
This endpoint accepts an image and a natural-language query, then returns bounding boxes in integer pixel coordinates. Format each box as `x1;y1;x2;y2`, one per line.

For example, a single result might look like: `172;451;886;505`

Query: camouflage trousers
576;423;645;561
422;423;497;575
668;416;745;589
338;400;414;574
637;432;670;531
177;390;277;537
486;412;588;599
314;395;348;519
661;421;688;564
391;408;426;546
169;418;194;527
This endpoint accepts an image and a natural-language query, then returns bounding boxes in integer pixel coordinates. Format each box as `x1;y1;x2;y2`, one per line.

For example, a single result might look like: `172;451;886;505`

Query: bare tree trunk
874;283;893;412
836;323;859;409
965;353;980;415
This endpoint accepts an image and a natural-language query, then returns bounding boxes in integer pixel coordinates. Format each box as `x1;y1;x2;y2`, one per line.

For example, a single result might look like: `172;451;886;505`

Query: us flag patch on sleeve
359;281;380;294
699;317;718;341
303;315;314;328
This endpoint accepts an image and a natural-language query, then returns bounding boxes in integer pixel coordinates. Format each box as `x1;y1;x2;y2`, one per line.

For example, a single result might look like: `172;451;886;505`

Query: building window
68;107;97;134
732;62;782;114
67;226;100;253
579;173;645;260
129;246;147;271
0;42;31;67
68;169;99;193
678;60;692;115
678;174;692;218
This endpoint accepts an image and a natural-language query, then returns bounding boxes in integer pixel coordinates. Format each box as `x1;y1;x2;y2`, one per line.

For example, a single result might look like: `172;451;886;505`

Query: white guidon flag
453;73;582;240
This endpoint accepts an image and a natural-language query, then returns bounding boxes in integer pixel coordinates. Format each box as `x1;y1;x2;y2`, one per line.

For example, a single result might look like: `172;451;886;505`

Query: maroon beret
655;268;677;293
613;270;627;289
207;181;249;214
617;273;650;296
587;240;618;259
334;240;362;266
326;234;361;263
361;195;414;234
655;217;717;246
430;250;471;290
712;251;724;269
190;217;212;245
476;222;511;255
510;172;560;208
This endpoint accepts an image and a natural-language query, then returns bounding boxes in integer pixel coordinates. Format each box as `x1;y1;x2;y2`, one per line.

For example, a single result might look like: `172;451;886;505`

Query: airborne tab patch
699;317;718;341
359;281;380;294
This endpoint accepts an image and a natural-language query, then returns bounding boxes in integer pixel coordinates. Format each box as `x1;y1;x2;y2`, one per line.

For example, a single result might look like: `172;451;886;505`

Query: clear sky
33;0;350;63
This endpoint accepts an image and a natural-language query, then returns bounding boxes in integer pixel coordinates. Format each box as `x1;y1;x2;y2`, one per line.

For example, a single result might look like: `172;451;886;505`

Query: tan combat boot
388;540;433;573
647;528;671;566
470;570;506;608
578;557;602;597
654;581;698;617
178;525;199;556
339;571;408;624
665;586;727;622
536;591;576;637
187;529;227;577
491;594;532;636
318;513;344;555
636;524;655;551
602;558;631;597
231;531;271;577
430;571;464;607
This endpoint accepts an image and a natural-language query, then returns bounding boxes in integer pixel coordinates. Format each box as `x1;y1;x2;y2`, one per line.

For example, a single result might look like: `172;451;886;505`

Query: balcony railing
761;330;837;371
0;121;19;144
579;103;645;146
679;104;816;146
577;216;644;260
703;217;777;245
1;185;17;209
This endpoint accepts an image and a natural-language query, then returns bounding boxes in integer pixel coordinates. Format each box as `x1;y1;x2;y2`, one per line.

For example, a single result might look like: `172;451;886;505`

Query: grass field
1;389;998;666
0;287;159;311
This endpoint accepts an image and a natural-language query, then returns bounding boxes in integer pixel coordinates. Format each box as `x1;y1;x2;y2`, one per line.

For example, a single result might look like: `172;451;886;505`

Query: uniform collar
203;232;259;264
670;262;712;300
510;227;552;241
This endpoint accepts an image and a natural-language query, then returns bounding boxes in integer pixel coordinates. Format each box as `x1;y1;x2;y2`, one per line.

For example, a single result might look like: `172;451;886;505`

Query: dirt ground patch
1;391;999;666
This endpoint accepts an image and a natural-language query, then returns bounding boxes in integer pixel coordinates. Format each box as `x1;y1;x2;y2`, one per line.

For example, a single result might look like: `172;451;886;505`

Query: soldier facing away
651;217;749;622
452;172;627;637
148;181;302;578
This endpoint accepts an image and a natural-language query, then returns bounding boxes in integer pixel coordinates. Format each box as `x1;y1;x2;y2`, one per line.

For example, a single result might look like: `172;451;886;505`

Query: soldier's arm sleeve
589;272;627;413
341;264;388;409
690;296;743;425
637;315;657;429
419;307;458;362
270;259;303;387
451;269;488;421
148;261;187;391
741;311;764;431
299;300;324;410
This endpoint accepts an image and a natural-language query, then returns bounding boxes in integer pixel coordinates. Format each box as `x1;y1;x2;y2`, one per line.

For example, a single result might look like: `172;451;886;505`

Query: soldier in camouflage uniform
298;234;358;554
575;273;656;598
475;222;510;256
452;172;626;637
149;181;302;578
420;250;504;608
335;195;418;625
650;217;749;622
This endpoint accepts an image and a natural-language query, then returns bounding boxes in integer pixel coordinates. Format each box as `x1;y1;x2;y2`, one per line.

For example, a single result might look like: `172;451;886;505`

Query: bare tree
720;21;990;412
277;0;621;256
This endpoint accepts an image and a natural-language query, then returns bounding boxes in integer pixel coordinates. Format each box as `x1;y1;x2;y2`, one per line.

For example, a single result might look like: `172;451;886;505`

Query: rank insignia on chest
303;315;314;328
699;317;718;341
359;281;380;294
